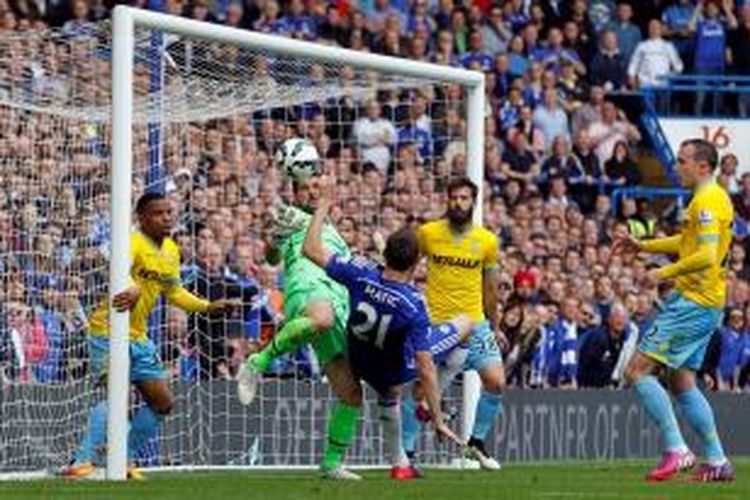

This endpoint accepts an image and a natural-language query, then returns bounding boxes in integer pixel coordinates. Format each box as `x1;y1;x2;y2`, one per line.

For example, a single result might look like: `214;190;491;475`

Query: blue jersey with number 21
324;254;431;392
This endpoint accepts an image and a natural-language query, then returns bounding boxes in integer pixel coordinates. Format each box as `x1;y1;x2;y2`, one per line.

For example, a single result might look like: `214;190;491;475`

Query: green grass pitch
2;460;748;500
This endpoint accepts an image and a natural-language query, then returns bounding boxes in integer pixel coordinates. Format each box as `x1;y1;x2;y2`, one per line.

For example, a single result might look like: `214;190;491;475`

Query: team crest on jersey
470;238;480;255
698;209;713;226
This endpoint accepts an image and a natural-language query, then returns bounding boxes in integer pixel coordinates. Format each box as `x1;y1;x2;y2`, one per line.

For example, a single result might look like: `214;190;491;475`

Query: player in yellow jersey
401;177;507;470
62;193;237;479
614;139;735;483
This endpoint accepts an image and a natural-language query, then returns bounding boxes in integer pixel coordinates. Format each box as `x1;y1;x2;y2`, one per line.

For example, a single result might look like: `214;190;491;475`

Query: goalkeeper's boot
321;466;362;481
127;465;146;481
60;461;96;479
691;462;735;483
646;449;696;482
390;465;420;481
465;437;501;470
237;354;262;405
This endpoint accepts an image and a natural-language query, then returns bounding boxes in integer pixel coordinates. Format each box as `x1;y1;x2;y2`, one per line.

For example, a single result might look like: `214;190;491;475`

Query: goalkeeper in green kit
237;171;362;480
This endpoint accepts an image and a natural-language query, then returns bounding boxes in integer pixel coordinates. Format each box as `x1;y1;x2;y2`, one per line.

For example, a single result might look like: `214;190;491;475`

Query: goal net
0;7;485;476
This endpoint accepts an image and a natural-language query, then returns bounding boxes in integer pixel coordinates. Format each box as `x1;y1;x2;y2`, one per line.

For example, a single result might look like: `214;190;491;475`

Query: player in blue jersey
302;176;469;480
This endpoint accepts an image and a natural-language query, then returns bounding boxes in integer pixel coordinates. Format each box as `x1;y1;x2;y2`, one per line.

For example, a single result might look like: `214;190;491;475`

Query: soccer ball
275;137;321;181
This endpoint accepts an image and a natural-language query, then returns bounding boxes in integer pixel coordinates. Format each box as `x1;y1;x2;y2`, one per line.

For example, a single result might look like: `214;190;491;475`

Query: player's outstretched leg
464;322;504;470
402;315;472;463
625;353;694;482
126;379;174;480
672;373;734;482
378;392;420;481
320;357;362;480
238;300;330;405
61;400;107;478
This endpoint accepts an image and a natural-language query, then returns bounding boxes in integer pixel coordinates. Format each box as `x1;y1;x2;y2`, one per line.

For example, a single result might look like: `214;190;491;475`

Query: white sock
379;401;409;467
438;347;469;391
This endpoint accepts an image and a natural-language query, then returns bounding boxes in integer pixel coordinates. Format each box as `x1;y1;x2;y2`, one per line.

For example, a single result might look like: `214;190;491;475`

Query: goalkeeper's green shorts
284;285;349;367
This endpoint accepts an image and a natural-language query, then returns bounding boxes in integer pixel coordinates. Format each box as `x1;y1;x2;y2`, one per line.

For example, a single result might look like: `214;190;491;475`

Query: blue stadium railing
639;74;750;185
611;186;691;218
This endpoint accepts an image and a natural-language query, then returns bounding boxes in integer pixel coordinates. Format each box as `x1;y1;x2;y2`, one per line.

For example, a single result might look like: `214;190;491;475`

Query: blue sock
74;401;107;464
633;376;687;452
675;387;726;464
471;391;503;442
127;405;163;461
401;395;420;455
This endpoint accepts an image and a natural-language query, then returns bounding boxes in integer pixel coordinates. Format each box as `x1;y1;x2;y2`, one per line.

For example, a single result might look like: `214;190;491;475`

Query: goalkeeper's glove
268;202;312;243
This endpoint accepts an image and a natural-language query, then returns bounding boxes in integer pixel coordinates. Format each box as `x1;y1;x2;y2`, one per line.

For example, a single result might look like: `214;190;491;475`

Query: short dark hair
135;192;166;215
681;138;718;171
447;176;479;201
383;227;421;272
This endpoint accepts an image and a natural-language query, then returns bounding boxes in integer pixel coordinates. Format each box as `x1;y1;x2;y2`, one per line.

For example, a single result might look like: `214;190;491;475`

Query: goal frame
108;5;485;481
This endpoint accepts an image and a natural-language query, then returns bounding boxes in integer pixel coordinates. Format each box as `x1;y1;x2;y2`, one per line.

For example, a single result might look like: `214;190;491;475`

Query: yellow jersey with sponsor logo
89;232;209;342
673;181;733;308
418;219;499;323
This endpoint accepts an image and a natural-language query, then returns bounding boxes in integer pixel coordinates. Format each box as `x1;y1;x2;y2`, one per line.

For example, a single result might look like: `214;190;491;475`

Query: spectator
254;0;285;34
572;86;605;141
662;0;696;62
731;173;750;227
539;296;579;389
482;4;513;55
510;105;546;158
279;0;317;40
406;0;436;37
532;88;570;150
61;0;96;38
589;29;628;91
2;302;47;383
540;135;584;195
367;0;405;35
557;60;588;113
626;198;656;239
352;99;397;174
507;35;529;78
627;19;683;92
730;6;750;117
578;303;637;388
501;131;541;193
186;241;243;379
460;30;493;71
689;0;738;114
532;27;586;76
605;1;642;62
547;175;576;209
586;101;641;167
604;140;641;188
718;308;745;389
718;153;740;194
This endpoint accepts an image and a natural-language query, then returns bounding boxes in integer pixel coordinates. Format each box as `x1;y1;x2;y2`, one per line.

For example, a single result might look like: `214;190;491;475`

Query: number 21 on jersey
350;302;392;349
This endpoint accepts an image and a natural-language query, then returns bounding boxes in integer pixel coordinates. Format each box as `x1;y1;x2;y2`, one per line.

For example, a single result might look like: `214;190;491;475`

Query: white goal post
0;5;486;481
108;5;485;481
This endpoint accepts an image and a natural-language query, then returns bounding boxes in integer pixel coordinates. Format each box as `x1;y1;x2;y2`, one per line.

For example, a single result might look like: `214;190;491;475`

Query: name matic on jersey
364;283;399;307
430;254;481;269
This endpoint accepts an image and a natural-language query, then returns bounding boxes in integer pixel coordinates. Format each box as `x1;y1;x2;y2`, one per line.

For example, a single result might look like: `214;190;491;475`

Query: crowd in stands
0;0;749;392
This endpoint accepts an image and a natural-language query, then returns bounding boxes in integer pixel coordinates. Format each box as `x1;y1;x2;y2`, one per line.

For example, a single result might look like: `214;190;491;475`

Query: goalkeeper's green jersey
277;209;350;300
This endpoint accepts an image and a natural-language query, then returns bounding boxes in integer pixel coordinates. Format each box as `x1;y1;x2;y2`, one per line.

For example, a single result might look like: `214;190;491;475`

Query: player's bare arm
112;286;140;312
483;266;507;351
415;350;461;445
302;176;335;268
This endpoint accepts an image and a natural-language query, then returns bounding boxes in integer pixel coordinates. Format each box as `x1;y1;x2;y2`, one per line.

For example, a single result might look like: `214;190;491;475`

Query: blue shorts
464;320;502;372
89;336;167;383
638;292;723;370
353;322;463;395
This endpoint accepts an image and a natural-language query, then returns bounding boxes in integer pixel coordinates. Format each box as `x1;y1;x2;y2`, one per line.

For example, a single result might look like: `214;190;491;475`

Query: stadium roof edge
113;6;485;87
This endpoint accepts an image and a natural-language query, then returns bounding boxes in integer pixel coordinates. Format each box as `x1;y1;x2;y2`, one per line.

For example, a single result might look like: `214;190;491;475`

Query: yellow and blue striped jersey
89;232;209;342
